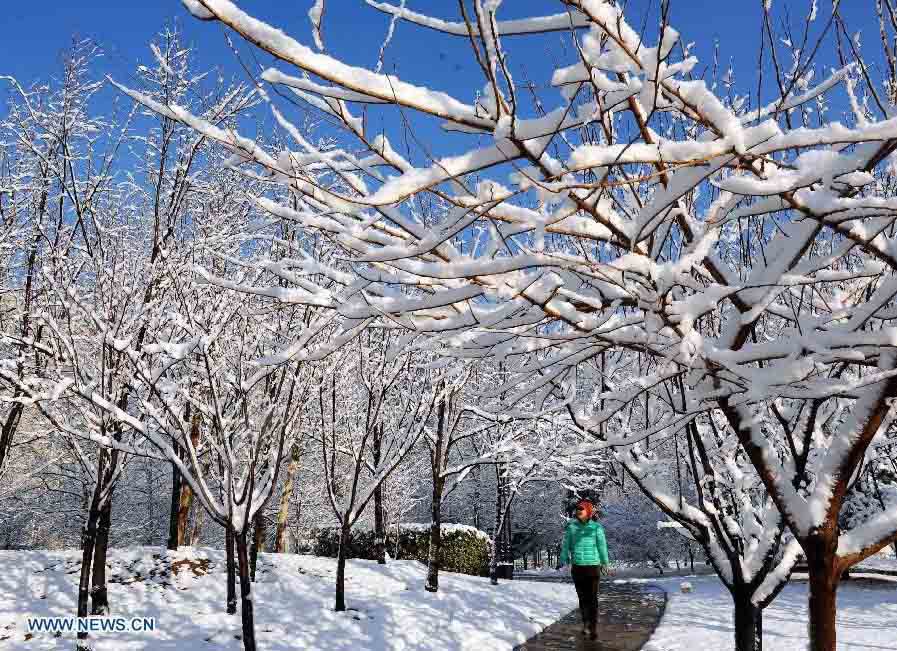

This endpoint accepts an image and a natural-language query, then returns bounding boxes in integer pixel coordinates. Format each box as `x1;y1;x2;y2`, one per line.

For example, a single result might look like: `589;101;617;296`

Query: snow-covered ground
0;547;576;650
641;572;897;650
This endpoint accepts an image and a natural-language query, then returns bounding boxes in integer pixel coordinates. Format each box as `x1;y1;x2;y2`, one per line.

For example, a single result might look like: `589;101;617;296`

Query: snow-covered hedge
307;523;490;577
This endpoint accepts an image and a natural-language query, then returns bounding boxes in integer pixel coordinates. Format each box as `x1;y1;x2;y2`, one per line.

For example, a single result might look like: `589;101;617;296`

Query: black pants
571;564;600;626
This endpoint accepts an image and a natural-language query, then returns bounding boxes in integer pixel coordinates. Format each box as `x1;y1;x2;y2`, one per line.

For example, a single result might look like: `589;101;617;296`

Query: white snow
3;547;576;650
641;574;897;651
365;1;590;36
392;522;492;542
181;0;214;20
308;0;325;50
186;0;491;129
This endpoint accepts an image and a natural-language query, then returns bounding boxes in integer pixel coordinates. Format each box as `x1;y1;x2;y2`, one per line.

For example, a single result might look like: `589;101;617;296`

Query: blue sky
0;1;885;158
1;2;880;83
0;3;819;84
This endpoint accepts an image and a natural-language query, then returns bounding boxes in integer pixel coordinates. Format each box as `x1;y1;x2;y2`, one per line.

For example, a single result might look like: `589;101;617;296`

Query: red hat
576;499;594;518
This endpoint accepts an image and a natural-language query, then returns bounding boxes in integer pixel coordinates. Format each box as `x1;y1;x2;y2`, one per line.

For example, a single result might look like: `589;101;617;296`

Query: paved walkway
514;580;667;651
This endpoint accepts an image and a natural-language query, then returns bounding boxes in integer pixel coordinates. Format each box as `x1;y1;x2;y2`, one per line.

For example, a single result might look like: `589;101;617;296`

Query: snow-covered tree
562;359;802;649
316;334;439;611
161;2;897;648
135;280;313;651
0;39;114;499
6;31;258;649
0;43;144;651
419;363;528;592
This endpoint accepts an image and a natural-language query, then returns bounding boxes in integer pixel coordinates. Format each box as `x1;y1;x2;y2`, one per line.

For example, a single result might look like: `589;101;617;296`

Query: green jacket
560;519;610;566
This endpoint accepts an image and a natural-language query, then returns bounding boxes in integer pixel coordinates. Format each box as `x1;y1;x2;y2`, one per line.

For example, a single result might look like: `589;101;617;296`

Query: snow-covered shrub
397;525;491;578
309;523;490;577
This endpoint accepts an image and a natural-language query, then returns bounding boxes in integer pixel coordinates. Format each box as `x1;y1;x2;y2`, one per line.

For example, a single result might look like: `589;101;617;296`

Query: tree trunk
225;527;237;615
472;465;480;530
806;541;840;651
190;499;204;546
733;592;763;651
235;530;257;651
167;460;182;550
374;483;387;564
424;519;442;592
490;464;506;585
0;403;23;478
77;491;101;650
335;521;350;611
489;538;499;585
176;472;194;547
250;513;266;582
425;477;445;592
371;428;387;564
90;496;112;615
178;414;202;546
274;442;301;553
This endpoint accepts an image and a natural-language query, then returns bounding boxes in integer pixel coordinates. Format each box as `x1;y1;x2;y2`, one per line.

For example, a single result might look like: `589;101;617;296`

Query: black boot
588;621;598;641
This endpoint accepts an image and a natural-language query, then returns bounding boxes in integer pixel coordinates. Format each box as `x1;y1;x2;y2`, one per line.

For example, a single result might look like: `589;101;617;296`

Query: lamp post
492;459;514;580
500;464;513;578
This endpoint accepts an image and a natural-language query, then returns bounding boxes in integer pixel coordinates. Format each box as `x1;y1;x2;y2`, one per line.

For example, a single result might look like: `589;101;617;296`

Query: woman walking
558;499;610;640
